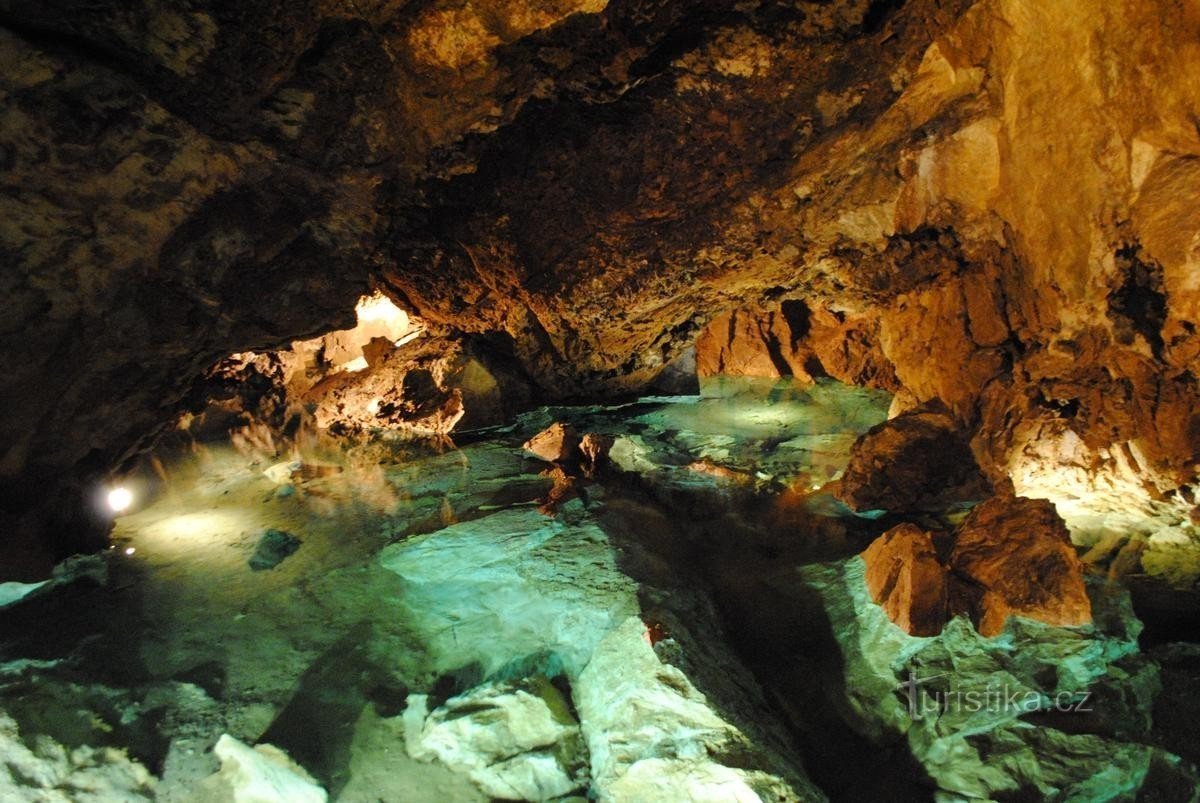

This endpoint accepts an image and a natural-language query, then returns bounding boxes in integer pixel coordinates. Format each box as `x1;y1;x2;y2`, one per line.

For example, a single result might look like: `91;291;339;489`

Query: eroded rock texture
4;0;1200;562
861;523;948;637
835;403;991;513
861;493;1093;637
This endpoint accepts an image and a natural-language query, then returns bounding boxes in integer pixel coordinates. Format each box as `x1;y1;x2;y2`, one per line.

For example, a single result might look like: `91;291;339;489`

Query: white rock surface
405;679;585;800
198;734;327;803
576;617;817;802
0;711;155;802
379;503;639;678
609;758;767;803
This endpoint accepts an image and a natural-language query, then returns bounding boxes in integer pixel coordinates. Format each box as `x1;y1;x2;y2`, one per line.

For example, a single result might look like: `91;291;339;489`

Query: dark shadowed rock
835;404;991;513
249;529;301;571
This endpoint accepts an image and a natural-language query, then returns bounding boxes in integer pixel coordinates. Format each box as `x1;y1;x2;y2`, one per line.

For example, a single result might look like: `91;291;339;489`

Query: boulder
861;524;948;637
950;494;1092;636
248;529;301;571
404;677;587;801
197;734;326;803
860;494;1093;637
835;404;990;513
523;423;581;464
575;616;822;802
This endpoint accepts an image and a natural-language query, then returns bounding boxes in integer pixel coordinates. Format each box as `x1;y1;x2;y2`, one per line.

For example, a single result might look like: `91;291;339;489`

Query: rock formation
798;556;1191;799
4;0;1200;572
835;404;991;513
404;678;588;801
861;493;1092;636
695;300;898;390
522;424;582;466
951;494;1093;636
861;523;948;637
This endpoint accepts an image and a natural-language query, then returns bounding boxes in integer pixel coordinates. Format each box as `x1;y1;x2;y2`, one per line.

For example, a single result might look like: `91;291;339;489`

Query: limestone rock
10;0;1200;593
301;335;532;437
523;423;581;464
951;494;1093;636
378;504;639;678
835;404;991;512
0;711;155;802
404;677;587;801
695;301;898;391
860;523;948;637
575;616;823;802
196;734;326;803
861;494;1093;637
794;558;1196;800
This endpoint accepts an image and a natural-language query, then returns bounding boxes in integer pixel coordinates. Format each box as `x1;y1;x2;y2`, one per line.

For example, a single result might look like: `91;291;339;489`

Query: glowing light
107;487;133;513
354;293;407;325
394;328;424;347
124;547;136;556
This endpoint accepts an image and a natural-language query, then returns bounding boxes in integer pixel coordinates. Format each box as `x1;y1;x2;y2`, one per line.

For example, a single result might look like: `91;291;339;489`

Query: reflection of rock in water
2;381;1199;800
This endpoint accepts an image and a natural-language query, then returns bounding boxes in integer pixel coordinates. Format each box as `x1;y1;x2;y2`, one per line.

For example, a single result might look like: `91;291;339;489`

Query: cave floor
2;379;1199;801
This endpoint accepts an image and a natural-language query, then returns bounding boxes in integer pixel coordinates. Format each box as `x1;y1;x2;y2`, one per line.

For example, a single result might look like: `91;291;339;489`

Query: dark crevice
762;316;795;377
861;0;908;34
779;299;812;349
1108;245;1167;360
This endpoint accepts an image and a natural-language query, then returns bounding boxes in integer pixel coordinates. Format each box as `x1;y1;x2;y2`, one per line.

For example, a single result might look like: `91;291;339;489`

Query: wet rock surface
834;404;991;513
7;0;1200;565
0;381;1196;801
861;493;1093;637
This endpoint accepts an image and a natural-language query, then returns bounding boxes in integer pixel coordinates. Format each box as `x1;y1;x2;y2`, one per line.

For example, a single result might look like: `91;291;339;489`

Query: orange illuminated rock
524;423;582;464
579;432;614;475
861;523;949;637
949;494;1092;637
862;494;1092;637
695;300;898;390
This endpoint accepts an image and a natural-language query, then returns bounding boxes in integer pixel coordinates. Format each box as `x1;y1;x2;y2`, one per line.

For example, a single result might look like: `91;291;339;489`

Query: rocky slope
3;0;1200;565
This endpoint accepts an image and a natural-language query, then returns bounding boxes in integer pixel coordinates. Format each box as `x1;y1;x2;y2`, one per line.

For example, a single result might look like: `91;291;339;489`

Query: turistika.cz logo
896;671;1094;720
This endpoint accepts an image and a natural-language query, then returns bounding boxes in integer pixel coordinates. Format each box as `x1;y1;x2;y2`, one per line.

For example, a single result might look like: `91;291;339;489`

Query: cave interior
3;0;1200;800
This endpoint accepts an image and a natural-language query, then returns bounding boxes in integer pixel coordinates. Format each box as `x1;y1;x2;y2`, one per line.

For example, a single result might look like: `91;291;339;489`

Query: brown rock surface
835;404;991;512
5;0;1200;560
862;494;1093;637
861;523;949;637
524;424;582;465
695;300;899;390
312;334;534;436
579;433;614;476
950;494;1093;637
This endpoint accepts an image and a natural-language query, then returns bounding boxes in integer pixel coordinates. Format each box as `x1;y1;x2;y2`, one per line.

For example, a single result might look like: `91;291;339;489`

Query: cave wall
3;0;1200;563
